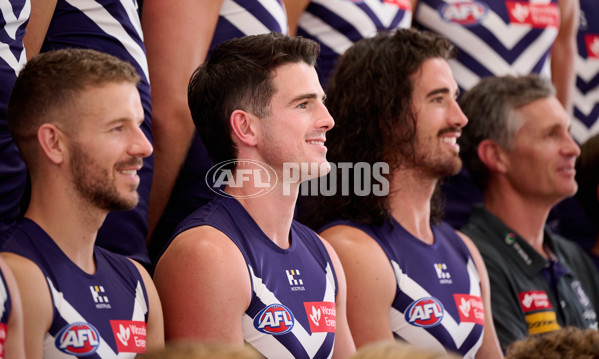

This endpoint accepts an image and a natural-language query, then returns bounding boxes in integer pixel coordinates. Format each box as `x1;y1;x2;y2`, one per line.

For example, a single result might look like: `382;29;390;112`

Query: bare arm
410;0;419;14
0;256;25;359
153;226;251;342
319;237;356;358
321;225;396;349
457;232;504;359
23;0;57;58
282;0;311;36
1;253;52;359
128;259;164;351
551;0;579;113
141;0;224;241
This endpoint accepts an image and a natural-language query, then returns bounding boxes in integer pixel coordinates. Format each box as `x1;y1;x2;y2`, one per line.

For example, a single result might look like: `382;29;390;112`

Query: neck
226;181;298;249
387;168;437;244
25;181;104;274
484;184;552;256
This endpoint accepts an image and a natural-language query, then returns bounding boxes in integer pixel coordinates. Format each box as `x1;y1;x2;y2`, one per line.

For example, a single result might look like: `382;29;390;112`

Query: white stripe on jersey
0;272;7;321
132;280;148;321
220;0;288;36
243;263;335;359
418;3;557;89
0;0;29;75
45;278;121;358
390;258;483;355
297;12;355;55
64;0;149;81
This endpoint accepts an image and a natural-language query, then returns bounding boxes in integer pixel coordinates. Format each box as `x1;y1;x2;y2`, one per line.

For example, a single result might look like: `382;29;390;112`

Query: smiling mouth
306;140;325;146
440;137;457;145
119;169;138;176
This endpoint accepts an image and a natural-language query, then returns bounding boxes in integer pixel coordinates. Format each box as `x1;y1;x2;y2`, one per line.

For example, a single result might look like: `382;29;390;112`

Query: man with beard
3;48;164;358
459;74;599;350
310;29;503;358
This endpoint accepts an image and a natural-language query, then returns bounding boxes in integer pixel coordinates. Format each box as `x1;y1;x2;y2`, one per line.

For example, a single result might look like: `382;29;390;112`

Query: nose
317;102;335;132
562;131;580;158
449;99;468;129
129;126;153;159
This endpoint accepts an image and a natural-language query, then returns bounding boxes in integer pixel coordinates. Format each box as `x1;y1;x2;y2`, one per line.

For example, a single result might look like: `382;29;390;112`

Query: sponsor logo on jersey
525;311;560;334
519;290;553;312
504;232;533;265
584;34;599;59
304;301;336;333
439;1;488;26
433;263;453;284
55;322;100;356
286;269;305;292
90;285;111;309
109;320;147;353
254;304;295;335
506;1;559;29
454;294;484;325
384;0;411;9
0;323;6;358
405;297;444;327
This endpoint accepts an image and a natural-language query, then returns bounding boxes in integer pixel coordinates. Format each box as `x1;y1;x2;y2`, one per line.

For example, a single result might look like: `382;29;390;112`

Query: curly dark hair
305;28;456;229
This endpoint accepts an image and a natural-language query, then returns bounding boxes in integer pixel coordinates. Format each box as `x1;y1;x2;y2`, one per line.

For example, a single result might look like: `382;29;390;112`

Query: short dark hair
188;32;320;168
459;74;554;192
7;48;140;169
575;133;599;228
310;28;456;228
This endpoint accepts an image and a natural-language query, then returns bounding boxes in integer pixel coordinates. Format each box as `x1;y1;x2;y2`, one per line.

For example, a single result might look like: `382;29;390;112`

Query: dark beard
70;143;139;211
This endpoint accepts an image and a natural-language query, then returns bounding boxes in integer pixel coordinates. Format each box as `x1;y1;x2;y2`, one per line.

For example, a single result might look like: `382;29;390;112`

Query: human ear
37;124;66;165
477;139;509;174
230;110;258;147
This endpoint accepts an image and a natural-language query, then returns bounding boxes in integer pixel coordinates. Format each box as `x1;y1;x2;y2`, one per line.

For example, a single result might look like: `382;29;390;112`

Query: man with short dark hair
153;33;355;358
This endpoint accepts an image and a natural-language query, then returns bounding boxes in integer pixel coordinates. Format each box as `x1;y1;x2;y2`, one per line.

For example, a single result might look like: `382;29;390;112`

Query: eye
112;125;125;133
297;102;308;109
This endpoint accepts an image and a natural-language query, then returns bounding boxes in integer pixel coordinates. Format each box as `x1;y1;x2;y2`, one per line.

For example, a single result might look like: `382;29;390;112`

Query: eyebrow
425;87;459;99
288;93;326;105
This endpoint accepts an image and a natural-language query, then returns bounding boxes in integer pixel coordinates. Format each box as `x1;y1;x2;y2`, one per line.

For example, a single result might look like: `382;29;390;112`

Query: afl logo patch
405;297;445;327
254;304;295;335
55;322;101;356
439;1;488;26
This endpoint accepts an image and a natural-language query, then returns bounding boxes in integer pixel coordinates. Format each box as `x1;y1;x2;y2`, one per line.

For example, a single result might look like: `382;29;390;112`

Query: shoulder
155;225;248;285
320;223;394;281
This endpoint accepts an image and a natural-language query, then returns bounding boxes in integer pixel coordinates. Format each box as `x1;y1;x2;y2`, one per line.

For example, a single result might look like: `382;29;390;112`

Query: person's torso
5;219;150;358
414;0;560;93
572;0;599;142
173;197;337;359
296;0;412;87
0;0;29;243
325;218;484;358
